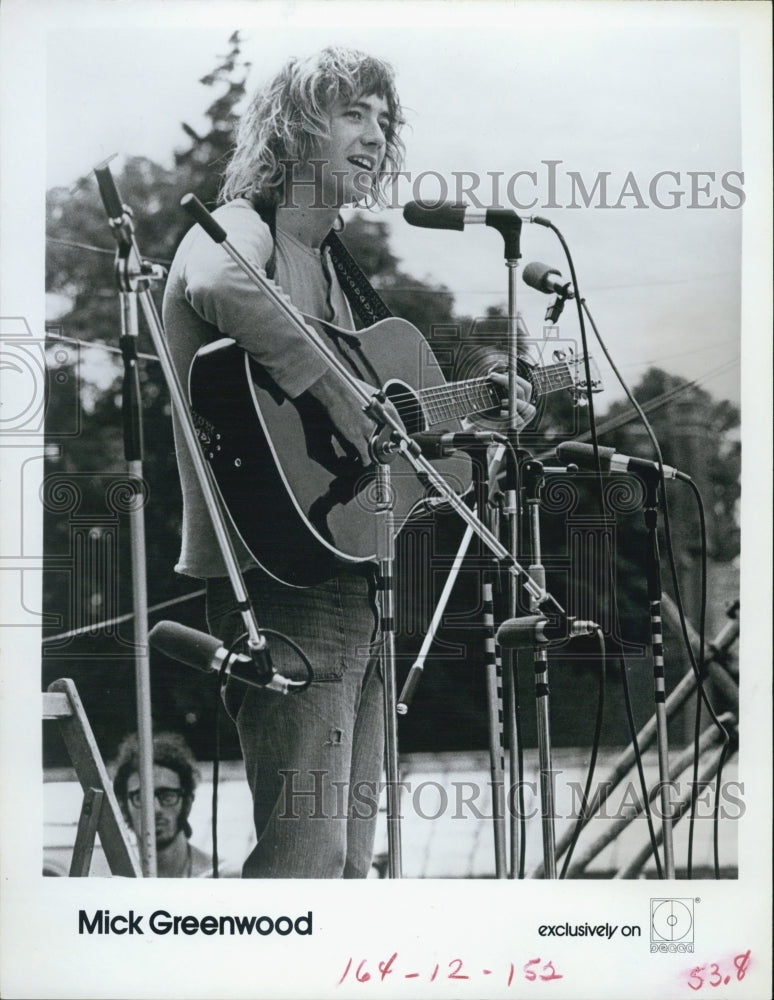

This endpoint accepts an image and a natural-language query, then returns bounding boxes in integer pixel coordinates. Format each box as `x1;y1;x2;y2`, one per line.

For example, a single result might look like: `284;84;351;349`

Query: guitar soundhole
383;379;426;435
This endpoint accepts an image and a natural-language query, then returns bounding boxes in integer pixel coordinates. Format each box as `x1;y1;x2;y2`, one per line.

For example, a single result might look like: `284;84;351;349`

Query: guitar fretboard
530;361;577;394
415;363;575;424
417;377;501;424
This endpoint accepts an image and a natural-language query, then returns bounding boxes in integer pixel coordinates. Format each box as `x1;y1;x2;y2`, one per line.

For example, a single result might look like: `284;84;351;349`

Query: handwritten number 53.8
687;951;751;990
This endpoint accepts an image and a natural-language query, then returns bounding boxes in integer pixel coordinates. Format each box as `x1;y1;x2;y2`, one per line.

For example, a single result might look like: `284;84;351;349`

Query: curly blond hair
220;46;405;207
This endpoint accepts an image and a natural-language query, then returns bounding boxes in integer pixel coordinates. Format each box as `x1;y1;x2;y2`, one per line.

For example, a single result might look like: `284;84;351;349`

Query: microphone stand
641;471;676;877
93;169;307;874
481;451;509;878
396;453;511;879
496;213;528;879
522;458;557;878
399;212;532;878
397;522;475;715
373;460;403;877
94;162;158;877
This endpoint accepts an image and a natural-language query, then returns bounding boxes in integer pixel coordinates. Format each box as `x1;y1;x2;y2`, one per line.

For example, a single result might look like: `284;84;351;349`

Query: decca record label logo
650;898;695;953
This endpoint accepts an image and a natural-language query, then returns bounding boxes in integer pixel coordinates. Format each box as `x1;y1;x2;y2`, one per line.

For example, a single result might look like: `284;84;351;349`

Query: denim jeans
206;567;383;878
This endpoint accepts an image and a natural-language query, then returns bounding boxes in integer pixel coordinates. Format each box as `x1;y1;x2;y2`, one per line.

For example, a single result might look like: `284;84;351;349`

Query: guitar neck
417;361;578;423
416;377;500;424
529;361;578;396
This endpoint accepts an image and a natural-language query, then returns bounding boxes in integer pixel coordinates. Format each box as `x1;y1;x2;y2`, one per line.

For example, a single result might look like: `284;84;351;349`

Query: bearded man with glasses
112;731;214;877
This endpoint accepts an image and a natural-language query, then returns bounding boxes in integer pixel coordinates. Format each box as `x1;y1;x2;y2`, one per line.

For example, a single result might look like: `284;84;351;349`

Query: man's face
126;764;186;849
313;92;391;207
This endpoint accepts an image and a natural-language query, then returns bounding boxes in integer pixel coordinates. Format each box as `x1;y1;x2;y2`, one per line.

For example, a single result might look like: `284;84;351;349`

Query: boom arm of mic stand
93;178;309;690
397;448;534;712
397;521;475;714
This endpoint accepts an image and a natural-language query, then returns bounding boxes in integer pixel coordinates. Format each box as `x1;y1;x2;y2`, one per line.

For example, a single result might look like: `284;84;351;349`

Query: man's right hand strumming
305;369;378;466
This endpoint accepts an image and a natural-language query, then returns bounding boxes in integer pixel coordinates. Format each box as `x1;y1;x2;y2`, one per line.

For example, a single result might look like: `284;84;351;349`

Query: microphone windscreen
149;620;220;673
94;164;124;220
495;615;546;649
555;441;615;466
403;201;467;230
522;261;559;293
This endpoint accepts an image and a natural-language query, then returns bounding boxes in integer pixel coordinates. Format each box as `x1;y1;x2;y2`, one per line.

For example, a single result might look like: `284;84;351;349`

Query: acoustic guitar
189;315;601;586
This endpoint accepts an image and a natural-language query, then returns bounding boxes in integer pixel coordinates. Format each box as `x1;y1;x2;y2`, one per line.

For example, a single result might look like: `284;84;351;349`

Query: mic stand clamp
545;296;566;324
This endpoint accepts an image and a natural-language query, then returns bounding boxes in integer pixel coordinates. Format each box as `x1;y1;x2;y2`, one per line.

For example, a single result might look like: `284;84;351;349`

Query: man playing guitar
163;46;535;878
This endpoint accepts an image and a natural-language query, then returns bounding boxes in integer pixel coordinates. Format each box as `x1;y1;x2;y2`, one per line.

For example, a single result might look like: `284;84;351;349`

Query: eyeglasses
127;787;184;809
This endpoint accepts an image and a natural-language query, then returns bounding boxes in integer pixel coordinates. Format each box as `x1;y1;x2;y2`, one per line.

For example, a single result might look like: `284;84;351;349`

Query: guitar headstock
552;347;603;403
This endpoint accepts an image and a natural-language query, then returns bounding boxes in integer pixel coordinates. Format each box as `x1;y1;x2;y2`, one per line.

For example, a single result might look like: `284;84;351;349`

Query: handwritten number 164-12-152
337;953;563;987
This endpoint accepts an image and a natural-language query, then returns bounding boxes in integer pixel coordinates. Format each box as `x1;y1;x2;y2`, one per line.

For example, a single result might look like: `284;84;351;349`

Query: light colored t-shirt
162;199;354;578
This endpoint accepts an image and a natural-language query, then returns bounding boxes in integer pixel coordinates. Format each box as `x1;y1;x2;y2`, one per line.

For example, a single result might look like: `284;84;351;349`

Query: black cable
618;649;665;878
686;477;707;879
536;223;664;875
536;221;604;481
45;329;161;365
559;627;607;878
211;674;223;879
586;299;729;731
259;628;315;692
581;300;732;877
46;235;172;267
207;622;316;879
209;631;256;880
677;477;732;878
711;735;737;879
41;588;206;644
514;657;526;880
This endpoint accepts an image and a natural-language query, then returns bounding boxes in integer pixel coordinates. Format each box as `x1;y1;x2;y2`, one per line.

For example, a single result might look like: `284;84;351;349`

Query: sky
37;1;760;410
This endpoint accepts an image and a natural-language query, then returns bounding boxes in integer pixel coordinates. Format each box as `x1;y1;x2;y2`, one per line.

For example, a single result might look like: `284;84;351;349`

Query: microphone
522;262;575;299
496;614;598;649
555;441;687;481
403;201;521;231
410;429;505;458
148;621;306;695
94;160;125;221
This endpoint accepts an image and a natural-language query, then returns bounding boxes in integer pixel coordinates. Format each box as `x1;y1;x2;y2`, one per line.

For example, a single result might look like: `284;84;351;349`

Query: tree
602;368;740;562
174;30;251;213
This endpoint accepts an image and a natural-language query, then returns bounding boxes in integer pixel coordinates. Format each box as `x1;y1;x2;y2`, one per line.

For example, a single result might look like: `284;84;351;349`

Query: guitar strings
380;357;591;425
384;361;579;411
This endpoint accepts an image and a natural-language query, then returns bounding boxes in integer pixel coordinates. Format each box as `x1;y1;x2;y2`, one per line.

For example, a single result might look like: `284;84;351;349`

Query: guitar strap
250;197;393;327
321;230;393;326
